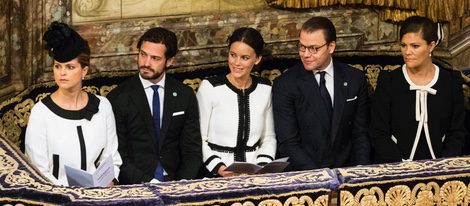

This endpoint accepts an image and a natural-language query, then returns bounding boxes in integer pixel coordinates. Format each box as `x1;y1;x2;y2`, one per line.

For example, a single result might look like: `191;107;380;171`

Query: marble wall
0;0;469;100
74;4;399;76
72;0;267;23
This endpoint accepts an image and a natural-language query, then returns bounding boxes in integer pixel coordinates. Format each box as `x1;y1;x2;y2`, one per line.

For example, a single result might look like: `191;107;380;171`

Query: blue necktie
151;85;164;181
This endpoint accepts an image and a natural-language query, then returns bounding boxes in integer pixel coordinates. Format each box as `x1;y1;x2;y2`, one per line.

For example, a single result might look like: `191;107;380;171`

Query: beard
139;65;165;81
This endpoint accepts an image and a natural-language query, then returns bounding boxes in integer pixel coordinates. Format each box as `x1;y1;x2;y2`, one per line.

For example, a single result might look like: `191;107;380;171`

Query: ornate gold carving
341;180;470;206
467;182;470;206
82;86;99;95
0;96;23;112
183;78;202;94
284;195;315;206
35;93;51;102
384;185;411;205
440;181;467;205
340;190;356;206
412;182;440;206
348;64;364;71
232;195;323;206
383;65;401;71
356;187;385;206
313;195;329;206
232;201;256;206
259;199;282;206
100;85;117;96
260;69;282;83
364;64;400;92
338;158;470;182
0;110;21;147
0;99;34;146
14;99;34;128
364;65;382;92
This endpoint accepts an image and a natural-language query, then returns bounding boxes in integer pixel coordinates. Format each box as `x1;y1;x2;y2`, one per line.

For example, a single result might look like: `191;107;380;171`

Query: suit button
348;121;352;125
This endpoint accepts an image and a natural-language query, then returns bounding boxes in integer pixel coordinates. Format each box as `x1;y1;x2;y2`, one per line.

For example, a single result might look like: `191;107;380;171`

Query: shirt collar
139;73;166;90
313;58;334;77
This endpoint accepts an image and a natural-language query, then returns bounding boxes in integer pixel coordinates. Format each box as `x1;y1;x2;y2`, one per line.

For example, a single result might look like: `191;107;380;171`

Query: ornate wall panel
0;0;25;100
72;0;268;23
0;1;9;81
122;0;191;19
0;0;74;101
73;7;399;78
72;0;121;23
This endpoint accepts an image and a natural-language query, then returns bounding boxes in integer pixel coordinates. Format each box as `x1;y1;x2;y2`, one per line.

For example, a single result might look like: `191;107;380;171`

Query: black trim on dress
207;141;260;154
203;155;221;166
52;154;59;179
94;148;104;168
257;154;274;161
77;126;87;170
42;92;100;120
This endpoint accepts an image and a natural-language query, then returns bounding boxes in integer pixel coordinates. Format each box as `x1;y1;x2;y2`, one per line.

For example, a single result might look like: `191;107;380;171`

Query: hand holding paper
224;157;289;174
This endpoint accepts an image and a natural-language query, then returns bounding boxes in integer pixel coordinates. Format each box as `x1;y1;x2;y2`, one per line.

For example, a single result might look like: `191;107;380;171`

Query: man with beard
107;27;202;184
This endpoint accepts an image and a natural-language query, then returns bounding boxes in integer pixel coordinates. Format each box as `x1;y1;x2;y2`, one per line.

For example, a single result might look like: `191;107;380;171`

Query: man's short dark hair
301;16;337;43
137;27;178;59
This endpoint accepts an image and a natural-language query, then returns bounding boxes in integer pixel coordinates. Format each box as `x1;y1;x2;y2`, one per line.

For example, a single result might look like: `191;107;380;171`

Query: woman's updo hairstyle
227;27;265;57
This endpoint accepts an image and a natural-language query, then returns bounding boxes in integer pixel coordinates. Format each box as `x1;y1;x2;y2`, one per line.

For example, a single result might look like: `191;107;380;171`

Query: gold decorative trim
356;186;385;205
412;182;440;205
440;181;467;205
341;180;470;206
168;189;331;206
231;195;329;206
385;185;411;205
0;197;58;206
338;158;470;189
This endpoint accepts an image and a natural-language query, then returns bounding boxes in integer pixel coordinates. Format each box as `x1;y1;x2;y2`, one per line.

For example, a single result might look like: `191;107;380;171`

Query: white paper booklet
224;157;289;174
64;155;114;187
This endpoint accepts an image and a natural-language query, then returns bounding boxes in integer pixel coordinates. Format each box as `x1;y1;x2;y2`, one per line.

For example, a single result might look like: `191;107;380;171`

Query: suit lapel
128;75;157;147
296;65;331;132
331;62;347;143
160;76;177;150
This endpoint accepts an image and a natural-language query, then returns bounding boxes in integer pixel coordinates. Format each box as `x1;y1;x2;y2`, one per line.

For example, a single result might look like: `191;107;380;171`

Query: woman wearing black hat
25;22;122;186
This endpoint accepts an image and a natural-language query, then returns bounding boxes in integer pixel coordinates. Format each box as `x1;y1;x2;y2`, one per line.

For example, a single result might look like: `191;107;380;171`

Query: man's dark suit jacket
272;60;370;170
107;74;202;184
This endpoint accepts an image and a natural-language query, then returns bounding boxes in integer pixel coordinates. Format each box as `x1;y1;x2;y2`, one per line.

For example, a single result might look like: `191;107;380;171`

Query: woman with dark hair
196;28;276;177
25;22;122;186
370;16;466;163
